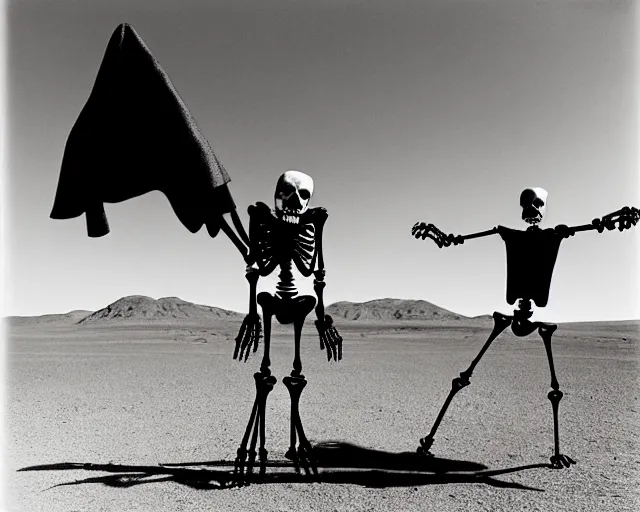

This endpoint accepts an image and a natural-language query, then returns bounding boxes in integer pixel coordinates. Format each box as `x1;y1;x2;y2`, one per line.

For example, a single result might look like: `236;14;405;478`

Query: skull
520;187;548;225
274;170;314;224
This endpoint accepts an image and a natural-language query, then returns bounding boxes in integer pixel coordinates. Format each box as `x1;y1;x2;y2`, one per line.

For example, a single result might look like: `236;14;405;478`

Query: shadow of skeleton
19;441;553;492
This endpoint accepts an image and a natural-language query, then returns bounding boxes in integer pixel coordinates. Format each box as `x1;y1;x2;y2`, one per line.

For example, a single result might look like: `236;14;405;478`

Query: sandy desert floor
5;318;639;511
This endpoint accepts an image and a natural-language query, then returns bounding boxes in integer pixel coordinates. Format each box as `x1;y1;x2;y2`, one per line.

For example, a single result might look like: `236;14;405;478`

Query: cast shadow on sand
19;442;554;492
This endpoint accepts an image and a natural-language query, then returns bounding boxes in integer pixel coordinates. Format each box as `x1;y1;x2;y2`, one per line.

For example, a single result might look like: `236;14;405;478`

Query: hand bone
315;314;343;362
411;222;459;248
233;313;262;362
595;206;640;232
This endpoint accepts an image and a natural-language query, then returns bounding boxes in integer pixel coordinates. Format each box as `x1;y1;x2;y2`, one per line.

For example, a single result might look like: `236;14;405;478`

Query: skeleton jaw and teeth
275;170;314;224
279;209;302;224
520;187;548;225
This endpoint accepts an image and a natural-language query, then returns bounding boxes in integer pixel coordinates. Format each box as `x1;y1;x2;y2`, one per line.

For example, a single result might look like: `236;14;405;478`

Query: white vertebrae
274;170;314;224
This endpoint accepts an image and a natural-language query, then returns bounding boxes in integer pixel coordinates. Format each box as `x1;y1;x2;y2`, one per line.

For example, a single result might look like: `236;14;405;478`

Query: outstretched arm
554;206;639;239
312;210;343;362
412;222;498;248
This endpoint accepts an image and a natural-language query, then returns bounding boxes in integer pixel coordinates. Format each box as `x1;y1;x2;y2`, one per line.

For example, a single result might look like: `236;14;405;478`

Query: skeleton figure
412;188;639;469
231;170;343;485
48;24;343;487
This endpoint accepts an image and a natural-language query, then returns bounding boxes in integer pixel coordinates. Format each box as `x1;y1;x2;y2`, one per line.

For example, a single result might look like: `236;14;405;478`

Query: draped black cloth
50;23;235;238
498;226;563;308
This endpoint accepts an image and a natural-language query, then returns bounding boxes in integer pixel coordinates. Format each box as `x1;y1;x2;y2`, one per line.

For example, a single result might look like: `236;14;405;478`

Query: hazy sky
4;0;639;322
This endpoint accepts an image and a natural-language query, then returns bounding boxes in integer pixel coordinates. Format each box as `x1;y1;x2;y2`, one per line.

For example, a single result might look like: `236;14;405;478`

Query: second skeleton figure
412;187;638;469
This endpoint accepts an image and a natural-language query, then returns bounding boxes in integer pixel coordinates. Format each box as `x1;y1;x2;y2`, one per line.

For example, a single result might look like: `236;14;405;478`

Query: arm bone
312;215;343;361
554;206;640;239
412;222;497;248
233;267;262;362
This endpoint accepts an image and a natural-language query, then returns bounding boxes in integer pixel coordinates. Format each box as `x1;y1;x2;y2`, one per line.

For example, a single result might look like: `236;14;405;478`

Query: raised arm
220;210;251;261
412;221;498;248
553;206;639;239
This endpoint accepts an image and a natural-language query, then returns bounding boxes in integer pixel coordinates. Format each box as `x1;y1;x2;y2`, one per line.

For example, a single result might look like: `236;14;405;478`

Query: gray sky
4;0;639;322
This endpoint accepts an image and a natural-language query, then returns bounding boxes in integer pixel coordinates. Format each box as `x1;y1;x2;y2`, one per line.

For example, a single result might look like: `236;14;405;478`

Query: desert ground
5;297;639;511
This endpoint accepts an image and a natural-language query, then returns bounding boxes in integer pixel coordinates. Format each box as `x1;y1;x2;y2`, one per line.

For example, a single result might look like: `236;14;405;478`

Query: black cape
50;23;235;238
498;226;563;308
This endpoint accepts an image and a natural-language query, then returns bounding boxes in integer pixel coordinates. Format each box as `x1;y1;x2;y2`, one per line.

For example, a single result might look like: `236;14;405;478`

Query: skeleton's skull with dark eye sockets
274;170;314;224
520;187;548;225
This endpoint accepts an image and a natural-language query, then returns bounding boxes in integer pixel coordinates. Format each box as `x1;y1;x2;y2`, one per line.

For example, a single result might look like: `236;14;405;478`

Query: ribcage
291;223;316;276
248;203;319;277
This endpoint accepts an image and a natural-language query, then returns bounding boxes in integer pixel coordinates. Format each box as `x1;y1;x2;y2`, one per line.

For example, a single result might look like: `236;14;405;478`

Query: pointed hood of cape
50;23;234;238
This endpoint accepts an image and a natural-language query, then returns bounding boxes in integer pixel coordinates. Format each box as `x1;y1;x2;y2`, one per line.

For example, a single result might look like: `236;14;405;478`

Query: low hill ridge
6;297;503;326
6;310;92;326
326;298;467;321
78;295;243;324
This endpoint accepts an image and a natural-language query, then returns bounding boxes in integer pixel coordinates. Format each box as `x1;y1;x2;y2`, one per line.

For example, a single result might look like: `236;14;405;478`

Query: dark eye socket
281;183;296;195
299;190;310;200
533;198;544;208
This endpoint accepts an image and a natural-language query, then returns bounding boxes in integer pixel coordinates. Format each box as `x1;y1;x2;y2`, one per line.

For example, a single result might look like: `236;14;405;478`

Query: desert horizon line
4;294;465;318
4;294;639;324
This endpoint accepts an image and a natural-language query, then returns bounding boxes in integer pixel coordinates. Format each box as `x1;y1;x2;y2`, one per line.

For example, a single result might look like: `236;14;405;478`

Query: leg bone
283;375;318;477
539;323;575;469
418;312;512;455
233;372;277;485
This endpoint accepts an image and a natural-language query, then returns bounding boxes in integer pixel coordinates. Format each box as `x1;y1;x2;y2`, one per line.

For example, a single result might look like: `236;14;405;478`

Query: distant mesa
326;298;471;322
6;296;488;327
85;296;470;325
4;297;638;330
471;314;495;322
6;310;92;326
78;295;243;324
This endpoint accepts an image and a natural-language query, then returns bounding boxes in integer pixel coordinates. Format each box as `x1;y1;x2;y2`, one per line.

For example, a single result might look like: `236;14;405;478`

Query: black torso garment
498;226;563;307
